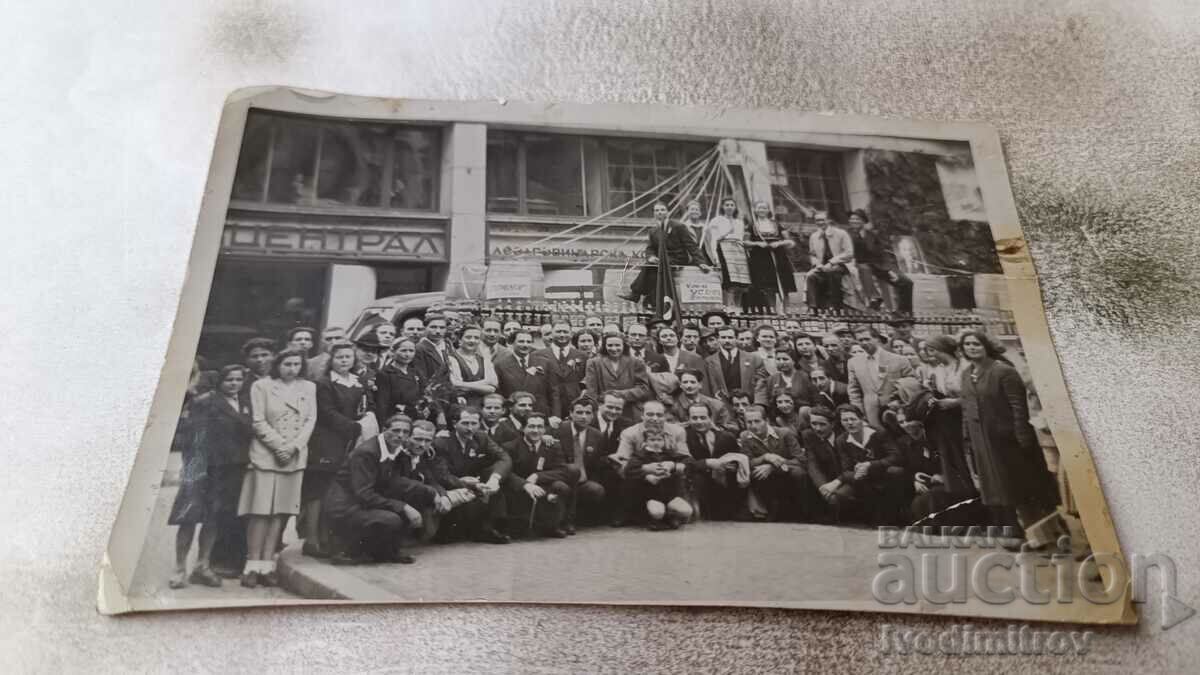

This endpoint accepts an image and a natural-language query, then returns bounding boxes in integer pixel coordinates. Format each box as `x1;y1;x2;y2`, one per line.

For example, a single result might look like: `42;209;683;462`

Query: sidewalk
277;522;885;604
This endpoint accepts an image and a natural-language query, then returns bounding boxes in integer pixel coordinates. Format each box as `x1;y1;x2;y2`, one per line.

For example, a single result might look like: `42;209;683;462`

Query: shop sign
222;221;446;261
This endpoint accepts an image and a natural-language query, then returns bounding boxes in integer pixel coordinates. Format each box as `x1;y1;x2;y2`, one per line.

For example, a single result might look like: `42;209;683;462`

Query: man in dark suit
811;367;850;411
654;323;710;394
502;412;578;538
536;322;588;418
480;393;507;440
411;313;453;401
429;408;512;544
557;397;606;531
683;400;748;520
704;326;769;404
491;391;533;446
820;331;849;381
801;406;850;523
494;330;559;419
592;392;634;525
619;200;710;307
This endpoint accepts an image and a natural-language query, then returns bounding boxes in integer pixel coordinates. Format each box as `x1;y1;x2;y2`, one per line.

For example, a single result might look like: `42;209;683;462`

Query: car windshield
347;307;391;339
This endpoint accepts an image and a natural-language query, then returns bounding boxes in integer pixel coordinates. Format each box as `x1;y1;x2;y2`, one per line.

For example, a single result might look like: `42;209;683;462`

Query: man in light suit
704;326;769;405
846;326;914;429
805;210;855;311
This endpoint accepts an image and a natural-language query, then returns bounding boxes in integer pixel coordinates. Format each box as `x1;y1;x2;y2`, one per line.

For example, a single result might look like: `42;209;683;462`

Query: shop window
767;148;847;224
603;138;714;218
486;131;584;216
231;111;441;211
198;260;328;368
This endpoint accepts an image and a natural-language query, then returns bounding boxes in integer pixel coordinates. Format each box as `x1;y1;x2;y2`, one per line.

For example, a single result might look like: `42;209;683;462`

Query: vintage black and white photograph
100;91;1130;623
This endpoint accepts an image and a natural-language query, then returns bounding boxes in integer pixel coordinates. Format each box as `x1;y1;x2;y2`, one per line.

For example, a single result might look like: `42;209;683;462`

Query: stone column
440;122;488;297
842;149;871;212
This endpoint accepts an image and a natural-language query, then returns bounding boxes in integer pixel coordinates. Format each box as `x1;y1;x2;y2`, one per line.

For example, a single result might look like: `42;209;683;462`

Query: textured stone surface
3;0;1199;671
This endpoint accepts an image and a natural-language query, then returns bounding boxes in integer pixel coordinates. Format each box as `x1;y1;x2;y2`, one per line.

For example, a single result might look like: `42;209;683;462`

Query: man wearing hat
701;310;730;332
352;331;386;385
887;317;921;353
848;208;913;314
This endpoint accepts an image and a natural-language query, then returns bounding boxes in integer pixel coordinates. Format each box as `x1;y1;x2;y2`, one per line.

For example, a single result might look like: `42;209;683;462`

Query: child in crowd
623;429;693;530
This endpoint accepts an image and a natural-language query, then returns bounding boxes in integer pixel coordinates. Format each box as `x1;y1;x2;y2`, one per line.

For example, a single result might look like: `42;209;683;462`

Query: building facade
202;109;1000;361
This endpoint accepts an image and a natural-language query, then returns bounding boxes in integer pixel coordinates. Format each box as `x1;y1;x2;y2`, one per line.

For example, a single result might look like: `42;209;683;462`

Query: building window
603;138;714;218
231;111;441;211
486;131;584;216
766;148;847;223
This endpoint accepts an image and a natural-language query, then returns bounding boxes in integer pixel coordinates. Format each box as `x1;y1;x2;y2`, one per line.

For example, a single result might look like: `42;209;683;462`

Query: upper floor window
767;148;847;223
231;111;441;211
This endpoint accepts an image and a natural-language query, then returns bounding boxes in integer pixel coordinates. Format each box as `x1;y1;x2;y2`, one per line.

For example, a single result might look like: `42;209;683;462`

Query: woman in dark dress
958;330;1062;546
744;201;797;312
167;365;252;589
302;341;375;557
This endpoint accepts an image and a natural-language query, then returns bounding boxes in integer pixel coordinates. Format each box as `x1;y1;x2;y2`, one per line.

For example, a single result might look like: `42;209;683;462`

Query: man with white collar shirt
321;414;423;565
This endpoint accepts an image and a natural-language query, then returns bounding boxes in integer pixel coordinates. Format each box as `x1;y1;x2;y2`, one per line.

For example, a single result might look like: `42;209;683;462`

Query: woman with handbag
302;341;376;558
238;349;317;587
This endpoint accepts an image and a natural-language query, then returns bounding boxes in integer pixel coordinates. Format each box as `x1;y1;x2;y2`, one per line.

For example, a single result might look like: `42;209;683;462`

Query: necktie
821;231;833;264
520;356;528;371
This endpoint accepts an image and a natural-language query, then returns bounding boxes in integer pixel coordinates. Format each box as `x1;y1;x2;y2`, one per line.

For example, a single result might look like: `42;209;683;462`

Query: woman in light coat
238;348;317;587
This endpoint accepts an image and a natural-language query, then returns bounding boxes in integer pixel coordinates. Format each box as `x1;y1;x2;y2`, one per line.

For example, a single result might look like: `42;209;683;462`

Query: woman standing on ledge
743;200;796;313
239;349;316;588
704;197;749;312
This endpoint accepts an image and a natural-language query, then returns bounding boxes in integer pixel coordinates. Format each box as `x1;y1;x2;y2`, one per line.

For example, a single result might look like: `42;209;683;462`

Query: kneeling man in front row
739;405;810;521
503;412;579;538
322;414;422;565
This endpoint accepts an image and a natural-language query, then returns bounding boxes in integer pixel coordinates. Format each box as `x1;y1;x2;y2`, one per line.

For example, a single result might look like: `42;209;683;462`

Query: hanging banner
718;240;752;285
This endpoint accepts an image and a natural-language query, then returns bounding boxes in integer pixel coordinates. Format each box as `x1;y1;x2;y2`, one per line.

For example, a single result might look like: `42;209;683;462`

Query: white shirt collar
377;435;402;463
330;371;359;387
846;426;876;449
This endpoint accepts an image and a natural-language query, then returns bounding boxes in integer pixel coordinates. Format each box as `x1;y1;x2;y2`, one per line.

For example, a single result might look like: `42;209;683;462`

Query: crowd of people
166;309;1070;591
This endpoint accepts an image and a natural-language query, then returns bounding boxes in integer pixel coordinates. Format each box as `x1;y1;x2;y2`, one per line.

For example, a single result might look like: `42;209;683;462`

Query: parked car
345;271;606;339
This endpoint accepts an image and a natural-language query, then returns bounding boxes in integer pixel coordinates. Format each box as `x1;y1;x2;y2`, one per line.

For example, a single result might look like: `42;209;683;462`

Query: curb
276;544;403;601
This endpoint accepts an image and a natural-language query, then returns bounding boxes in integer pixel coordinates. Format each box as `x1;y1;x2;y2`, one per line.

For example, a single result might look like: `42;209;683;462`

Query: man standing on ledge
620;200;710;309
805;210;855;312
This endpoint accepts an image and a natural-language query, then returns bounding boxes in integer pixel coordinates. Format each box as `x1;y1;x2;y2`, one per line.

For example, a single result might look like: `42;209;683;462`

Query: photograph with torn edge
99;89;1134;625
